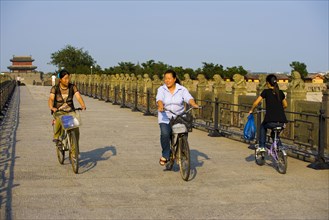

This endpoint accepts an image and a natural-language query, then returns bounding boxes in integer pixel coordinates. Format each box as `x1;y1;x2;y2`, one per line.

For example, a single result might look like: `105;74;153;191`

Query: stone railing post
286;88;307;141
322;88;329;153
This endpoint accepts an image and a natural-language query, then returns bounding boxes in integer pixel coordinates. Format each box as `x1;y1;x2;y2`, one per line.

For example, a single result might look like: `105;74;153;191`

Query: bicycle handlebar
163;106;202;116
56;107;84;113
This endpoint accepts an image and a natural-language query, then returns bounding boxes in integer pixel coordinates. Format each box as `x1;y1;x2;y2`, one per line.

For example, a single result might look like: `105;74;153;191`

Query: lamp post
89;66;93;97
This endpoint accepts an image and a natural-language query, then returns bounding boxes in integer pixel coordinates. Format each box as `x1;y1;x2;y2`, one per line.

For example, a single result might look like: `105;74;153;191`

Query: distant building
304;73;325;83
244;74;260;82
7;55;37;73
275;74;289;83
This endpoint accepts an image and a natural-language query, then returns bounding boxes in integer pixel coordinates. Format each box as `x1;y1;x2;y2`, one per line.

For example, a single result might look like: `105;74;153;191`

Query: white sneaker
257;147;266;152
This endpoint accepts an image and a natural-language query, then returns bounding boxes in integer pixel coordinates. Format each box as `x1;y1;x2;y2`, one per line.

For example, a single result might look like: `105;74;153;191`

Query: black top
50;83;78;112
260;89;287;123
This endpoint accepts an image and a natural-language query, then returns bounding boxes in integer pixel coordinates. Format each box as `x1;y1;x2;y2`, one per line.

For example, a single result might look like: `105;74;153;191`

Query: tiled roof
10;56;34;62
8;65;37;70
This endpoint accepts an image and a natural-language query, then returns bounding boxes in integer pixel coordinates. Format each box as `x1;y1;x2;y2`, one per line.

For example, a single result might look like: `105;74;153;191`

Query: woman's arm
48;93;57;112
282;99;288;109
188;99;199;108
157;100;164;112
74;92;86;110
249;96;263;114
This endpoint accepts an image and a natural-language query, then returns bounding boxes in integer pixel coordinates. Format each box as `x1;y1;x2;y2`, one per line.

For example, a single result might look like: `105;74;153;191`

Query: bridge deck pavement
1;85;328;220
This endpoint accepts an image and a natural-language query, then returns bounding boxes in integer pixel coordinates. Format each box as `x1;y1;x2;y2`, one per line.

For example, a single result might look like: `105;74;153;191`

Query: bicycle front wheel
56;144;65;164
276;149;287;174
178;135;190;181
68;130;79;174
255;147;265;166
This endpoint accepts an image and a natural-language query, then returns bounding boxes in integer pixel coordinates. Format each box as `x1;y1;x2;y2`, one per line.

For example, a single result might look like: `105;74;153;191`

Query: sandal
159;157;168;166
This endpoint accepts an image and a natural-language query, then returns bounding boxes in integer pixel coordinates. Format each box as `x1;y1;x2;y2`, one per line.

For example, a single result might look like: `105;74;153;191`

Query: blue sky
1;0;328;73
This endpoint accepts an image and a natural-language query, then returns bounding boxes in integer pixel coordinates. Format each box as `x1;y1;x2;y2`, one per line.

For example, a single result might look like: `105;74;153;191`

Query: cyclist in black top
249;74;288;151
48;69;86;144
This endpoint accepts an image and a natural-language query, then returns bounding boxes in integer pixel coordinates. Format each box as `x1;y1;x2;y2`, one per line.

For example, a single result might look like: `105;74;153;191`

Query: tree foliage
49;45;279;80
49;45;98;74
290;61;308;79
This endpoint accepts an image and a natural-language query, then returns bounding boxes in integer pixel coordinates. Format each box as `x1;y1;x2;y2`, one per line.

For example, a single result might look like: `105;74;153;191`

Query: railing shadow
78;146;117;174
0;86;19;220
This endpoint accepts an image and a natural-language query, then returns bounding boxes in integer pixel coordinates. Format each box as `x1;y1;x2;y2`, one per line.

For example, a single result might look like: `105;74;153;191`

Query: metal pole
308;109;329;169
208;98;221;137
143;90;152;116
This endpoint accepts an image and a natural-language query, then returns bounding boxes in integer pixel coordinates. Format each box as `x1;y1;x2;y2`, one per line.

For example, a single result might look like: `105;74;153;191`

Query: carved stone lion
152;75;162;84
257;74;267;91
183;73;194;90
212;74;225;87
288;71;305;90
196;74;208;87
325;72;329;89
232;74;246;89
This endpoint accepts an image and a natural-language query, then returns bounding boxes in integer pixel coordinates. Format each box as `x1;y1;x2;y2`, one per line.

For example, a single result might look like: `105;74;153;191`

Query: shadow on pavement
79;146;116;174
189;149;210;181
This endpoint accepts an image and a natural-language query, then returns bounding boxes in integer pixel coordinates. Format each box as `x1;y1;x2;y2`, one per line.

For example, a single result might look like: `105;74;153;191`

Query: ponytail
266;74;281;101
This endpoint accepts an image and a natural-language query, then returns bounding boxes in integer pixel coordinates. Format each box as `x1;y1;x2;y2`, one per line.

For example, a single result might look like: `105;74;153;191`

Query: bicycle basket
172;123;188;134
170;113;193;131
61;112;81;130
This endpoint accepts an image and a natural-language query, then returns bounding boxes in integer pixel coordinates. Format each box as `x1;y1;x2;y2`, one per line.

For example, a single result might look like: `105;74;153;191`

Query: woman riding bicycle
156;70;199;166
48;69;86;146
249;74;288;152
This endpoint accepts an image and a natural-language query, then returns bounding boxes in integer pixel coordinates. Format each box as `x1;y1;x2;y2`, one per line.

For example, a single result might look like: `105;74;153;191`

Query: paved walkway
1;85;328;220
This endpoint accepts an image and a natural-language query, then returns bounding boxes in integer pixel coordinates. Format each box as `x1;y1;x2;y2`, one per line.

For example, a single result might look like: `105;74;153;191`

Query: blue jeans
159;123;172;160
259;122;284;148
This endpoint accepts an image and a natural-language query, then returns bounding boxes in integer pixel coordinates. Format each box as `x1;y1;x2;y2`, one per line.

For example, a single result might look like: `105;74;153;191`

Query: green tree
201;62;224;79
49;45;97;74
225;66;248;79
289;61;308;79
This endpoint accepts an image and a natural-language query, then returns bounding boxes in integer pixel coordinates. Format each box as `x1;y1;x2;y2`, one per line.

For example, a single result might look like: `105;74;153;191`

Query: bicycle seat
272;126;284;133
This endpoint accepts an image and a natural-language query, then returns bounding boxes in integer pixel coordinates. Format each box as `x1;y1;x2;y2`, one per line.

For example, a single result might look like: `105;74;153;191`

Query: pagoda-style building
7;55;37;73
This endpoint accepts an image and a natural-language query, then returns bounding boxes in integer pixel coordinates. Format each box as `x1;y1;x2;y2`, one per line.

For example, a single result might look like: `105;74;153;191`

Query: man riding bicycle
48;69;86;147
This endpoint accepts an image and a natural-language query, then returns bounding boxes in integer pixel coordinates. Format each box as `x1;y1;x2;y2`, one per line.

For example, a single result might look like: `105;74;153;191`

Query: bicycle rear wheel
255;148;265;166
68;130;79;174
276;149;287;174
178;135;190;181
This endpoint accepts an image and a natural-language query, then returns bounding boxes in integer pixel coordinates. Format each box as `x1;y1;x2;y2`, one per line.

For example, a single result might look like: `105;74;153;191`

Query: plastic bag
243;114;256;140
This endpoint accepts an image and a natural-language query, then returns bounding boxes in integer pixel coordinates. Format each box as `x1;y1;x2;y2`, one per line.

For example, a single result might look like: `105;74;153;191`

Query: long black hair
266;74;281;101
164;69;181;85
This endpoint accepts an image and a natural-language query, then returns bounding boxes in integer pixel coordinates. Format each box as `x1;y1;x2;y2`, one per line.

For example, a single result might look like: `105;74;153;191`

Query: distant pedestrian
16;75;21;86
51;74;56;86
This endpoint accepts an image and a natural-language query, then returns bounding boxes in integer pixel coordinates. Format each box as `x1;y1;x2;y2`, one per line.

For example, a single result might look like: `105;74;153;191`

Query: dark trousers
159;123;172;160
259;122;284;148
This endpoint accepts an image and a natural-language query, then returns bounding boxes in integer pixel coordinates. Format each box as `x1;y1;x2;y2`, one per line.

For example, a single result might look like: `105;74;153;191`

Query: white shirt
156;83;194;124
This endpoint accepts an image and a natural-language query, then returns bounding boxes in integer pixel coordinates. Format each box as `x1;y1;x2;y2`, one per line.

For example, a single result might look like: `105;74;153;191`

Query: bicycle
52;108;82;174
164;106;199;181
254;124;288;174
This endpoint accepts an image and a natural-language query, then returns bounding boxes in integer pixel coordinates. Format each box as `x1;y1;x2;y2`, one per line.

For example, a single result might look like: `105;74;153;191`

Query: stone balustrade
70;72;329;161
